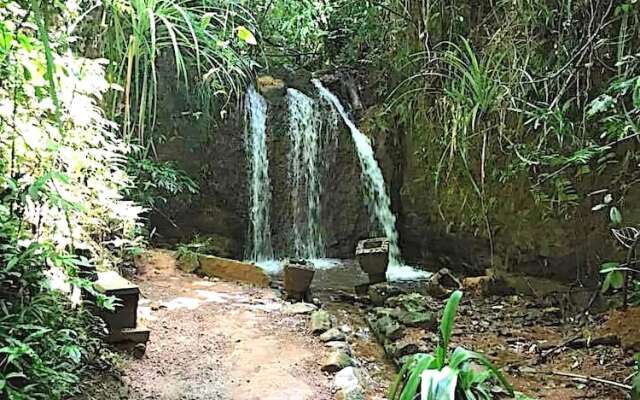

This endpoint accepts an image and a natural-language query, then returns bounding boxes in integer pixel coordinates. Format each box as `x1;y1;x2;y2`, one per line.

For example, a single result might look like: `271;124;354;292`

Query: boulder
320;328;346;342
283;302;317;315
321;350;353;373
311;310;332;334
197;255;270;287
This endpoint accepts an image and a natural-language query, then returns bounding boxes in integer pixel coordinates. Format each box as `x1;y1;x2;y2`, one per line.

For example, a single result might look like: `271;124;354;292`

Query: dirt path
121;250;333;400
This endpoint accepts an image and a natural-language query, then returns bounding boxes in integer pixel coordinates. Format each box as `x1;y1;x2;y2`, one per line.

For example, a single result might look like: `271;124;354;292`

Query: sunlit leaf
236;25;257;45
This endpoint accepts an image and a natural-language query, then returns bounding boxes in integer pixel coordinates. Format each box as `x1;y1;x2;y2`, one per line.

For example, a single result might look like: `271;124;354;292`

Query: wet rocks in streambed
311;310;332;334
365;292;437;364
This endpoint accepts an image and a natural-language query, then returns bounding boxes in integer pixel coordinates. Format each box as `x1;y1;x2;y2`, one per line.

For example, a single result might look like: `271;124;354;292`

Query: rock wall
152;74;371;259
152;68;630;283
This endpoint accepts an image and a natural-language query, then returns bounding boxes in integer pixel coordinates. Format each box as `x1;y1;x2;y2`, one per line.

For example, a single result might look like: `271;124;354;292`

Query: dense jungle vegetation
1;0;640;398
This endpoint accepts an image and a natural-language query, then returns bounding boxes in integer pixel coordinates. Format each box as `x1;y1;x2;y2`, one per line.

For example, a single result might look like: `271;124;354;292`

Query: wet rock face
151;63;248;258
153;73;370;259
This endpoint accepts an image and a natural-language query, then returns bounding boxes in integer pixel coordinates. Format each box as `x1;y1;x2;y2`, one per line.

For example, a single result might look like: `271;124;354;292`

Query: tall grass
99;0;257;153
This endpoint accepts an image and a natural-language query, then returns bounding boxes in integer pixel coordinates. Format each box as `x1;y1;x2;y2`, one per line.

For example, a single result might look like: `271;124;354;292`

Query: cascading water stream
287;88;325;259
312;79;403;266
244;86;274;261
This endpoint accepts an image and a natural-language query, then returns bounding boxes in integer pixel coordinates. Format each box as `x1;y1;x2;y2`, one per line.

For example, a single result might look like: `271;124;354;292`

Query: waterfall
287;88;325;259
244;86;273;261
312;79;402;266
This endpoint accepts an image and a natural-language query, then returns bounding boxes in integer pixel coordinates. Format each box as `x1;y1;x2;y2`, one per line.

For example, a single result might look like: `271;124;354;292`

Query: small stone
372;315;404;341
321;350;353;373
132;343;146;359
311;310;332;334
325;341;351;354
334;367;360;391
336;387;365;400
391;308;436;329
384;338;420;359
320;327;346;342
368;283;403;306
283;302;318;315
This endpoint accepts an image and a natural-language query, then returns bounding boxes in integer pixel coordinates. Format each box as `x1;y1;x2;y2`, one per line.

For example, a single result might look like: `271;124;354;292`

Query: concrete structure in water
356;238;390;284
284;260;316;301
94;271;150;345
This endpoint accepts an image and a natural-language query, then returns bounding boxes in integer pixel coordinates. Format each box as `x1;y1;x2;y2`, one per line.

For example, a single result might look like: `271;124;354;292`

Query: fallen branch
538;334;619;362
549;370;632;391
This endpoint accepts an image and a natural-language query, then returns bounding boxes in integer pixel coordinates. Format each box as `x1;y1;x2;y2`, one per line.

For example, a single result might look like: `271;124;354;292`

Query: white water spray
312;79;402;266
287;88;325;259
244;86;273;261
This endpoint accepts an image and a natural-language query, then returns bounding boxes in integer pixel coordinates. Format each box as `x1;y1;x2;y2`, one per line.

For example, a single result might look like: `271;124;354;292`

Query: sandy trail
121;250;332;400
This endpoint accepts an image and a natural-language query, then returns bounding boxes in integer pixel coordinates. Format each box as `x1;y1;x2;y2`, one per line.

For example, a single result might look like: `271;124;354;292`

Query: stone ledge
197;255;270;287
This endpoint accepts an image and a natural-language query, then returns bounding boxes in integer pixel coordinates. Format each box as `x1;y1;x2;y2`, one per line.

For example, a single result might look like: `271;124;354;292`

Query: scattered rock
335;387;365;400
283;302;317;315
463;275;514;297
321;350;353;373
370;315;404;341
334;367;365;399
367;283;403;306
198;255;270;287
425;268;461;298
311;310;332;334
325;341;351;354
334;367;360;391
320;327;346;342
383;339;420;360
390;308;436;329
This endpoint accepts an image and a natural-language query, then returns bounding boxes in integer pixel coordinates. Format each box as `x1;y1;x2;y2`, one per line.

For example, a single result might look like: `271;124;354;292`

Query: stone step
106;326;150;344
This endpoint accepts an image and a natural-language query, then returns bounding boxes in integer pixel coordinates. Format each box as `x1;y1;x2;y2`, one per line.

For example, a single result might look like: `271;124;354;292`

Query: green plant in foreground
389;291;516;400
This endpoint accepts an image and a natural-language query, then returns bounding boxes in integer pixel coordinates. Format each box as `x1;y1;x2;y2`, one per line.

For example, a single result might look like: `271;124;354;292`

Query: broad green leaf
421;367;458;400
609;270;624;289
600;262;620;273
449;347;514;396
632;373;640;400
396;354;438;400
610;207;622;225
586;95;614;117
236;26;257;45
438;290;463;365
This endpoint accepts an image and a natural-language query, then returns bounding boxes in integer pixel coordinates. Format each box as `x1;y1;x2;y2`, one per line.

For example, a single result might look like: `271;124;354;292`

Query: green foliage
98;0;258;150
126;151;199;211
632;354;640;400
0;1;143;398
175;235;214;262
389;291;515;400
